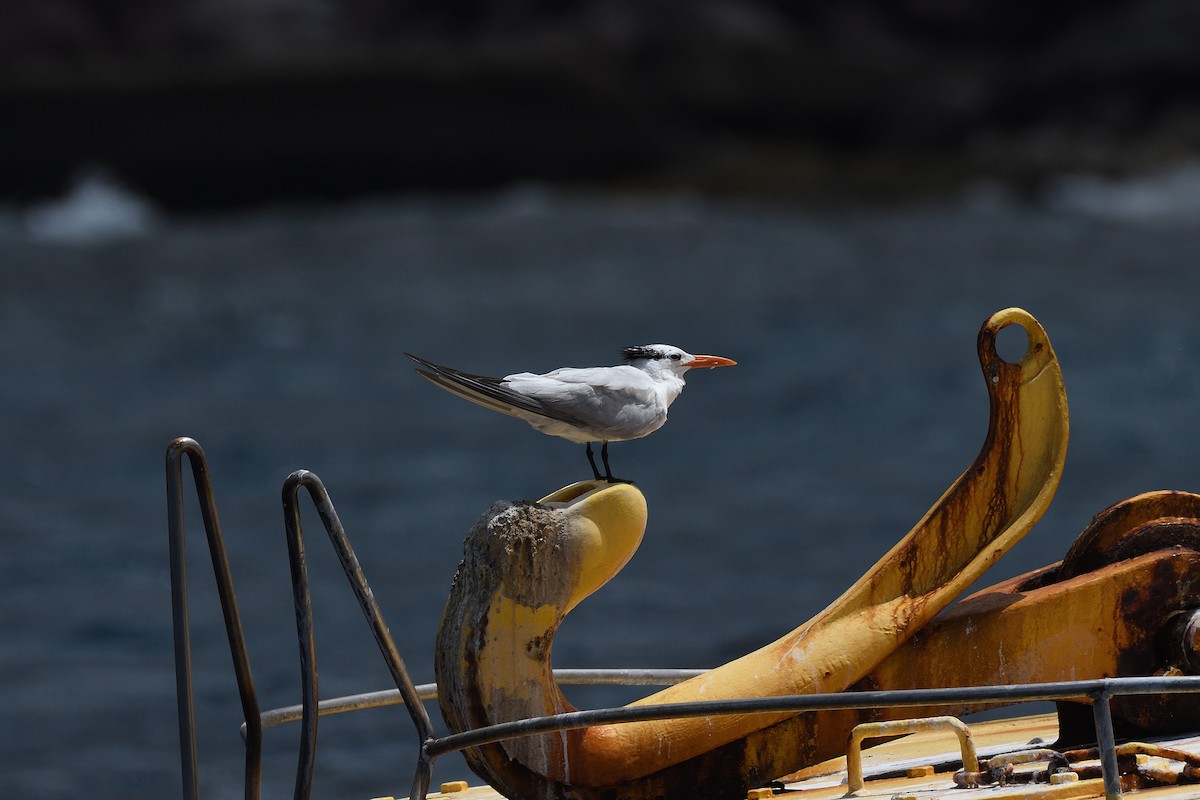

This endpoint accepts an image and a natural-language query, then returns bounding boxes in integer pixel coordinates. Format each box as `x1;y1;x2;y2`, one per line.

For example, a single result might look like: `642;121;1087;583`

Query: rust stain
1060;491;1200;579
435;309;1072;800
1111;548;1200;733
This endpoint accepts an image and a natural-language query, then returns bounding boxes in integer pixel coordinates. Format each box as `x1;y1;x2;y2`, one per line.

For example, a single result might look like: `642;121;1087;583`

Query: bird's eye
670;353;682;361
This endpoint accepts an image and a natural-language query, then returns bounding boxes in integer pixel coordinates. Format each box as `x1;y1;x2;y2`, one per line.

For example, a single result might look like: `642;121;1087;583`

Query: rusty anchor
433;307;1200;800
854;489;1200;737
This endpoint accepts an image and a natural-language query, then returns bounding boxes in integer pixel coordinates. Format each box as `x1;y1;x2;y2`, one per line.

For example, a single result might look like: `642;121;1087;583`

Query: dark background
3;3;1200;799
4;0;1200;208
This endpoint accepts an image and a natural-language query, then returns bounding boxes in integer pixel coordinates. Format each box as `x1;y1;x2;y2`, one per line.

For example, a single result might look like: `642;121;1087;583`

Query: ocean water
3;170;1200;799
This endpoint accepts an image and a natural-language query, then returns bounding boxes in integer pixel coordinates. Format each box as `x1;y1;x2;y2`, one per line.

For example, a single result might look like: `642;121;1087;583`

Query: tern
406;345;736;481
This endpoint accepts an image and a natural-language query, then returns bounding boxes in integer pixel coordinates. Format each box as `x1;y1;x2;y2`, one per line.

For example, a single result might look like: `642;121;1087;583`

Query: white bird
406;345;736;481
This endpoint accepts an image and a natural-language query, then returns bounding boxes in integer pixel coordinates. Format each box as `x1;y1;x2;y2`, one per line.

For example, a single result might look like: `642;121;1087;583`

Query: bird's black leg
585;442;603;481
600;441;615;482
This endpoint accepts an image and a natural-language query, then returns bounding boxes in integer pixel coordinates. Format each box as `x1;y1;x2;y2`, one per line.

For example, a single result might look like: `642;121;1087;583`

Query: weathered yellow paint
478;597;558;692
409;712;1200;799
437;308;1071;799
538;481;647;613
435;479;649;796
570;308;1069;787
851;490;1200;731
860;550;1200;708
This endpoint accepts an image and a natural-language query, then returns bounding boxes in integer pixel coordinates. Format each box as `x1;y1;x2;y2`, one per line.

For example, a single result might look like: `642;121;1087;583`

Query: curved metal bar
423;675;1200;759
281;469;437;800
1091;690;1121;800
166;436;263;800
167;441;201;800
414;676;1200;800
282;473;319;800
249;669;709;734
552;668;708;686
846;716;977;793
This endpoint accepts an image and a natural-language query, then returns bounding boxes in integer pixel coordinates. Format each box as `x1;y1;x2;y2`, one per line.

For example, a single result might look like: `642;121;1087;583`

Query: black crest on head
622;345;665;362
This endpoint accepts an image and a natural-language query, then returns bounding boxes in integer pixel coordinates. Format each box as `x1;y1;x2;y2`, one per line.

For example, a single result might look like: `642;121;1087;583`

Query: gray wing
507;366;664;438
405;353;590;428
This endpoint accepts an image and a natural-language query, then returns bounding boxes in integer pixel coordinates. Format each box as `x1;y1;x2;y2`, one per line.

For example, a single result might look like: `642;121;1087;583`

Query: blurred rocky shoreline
4;1;1199;209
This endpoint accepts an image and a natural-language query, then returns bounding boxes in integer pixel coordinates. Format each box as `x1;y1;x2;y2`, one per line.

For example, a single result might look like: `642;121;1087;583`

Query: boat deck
380;712;1200;800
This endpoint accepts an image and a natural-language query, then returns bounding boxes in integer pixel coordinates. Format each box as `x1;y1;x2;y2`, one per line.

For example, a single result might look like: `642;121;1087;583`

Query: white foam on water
23;166;159;243
1045;160;1200;225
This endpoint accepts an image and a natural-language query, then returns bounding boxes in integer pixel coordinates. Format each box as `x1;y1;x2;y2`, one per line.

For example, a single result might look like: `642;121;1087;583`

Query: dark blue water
4;175;1200;799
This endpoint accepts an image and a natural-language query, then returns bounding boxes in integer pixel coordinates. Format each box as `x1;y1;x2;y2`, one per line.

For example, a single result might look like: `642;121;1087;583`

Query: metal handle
844;715;978;795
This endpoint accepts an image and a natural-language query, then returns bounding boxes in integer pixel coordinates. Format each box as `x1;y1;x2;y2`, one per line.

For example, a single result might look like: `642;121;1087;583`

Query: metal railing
167;436;1200;800
167;438;262;800
281;468;435;800
413;675;1200;800
248;668;709;734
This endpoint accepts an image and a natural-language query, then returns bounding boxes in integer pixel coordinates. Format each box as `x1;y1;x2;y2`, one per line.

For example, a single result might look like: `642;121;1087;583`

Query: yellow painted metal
844;717;978;794
856;549;1200;717
535;480;649;614
850;490;1200;733
779;711;1061;785
564;307;1068;789
435;479;647;789
415;786;507;800
435;308;1071;799
770;714;1200;800
405;713;1200;800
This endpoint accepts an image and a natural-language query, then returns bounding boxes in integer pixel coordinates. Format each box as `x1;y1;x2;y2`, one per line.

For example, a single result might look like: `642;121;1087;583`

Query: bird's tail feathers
412;369;531;420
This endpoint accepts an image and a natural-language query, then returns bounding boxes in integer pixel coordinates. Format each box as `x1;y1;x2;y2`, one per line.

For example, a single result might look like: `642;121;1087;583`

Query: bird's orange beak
689;354;737;368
